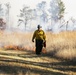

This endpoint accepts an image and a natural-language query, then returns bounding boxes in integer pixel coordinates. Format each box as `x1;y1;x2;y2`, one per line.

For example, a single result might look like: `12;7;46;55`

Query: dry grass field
0;31;76;75
46;31;76;60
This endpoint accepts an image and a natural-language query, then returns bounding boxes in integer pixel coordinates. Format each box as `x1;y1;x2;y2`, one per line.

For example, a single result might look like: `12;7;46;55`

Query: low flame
2;45;46;54
3;45;35;51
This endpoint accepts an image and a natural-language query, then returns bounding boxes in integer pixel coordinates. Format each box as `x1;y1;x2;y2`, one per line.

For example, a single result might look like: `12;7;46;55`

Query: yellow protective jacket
32;29;46;41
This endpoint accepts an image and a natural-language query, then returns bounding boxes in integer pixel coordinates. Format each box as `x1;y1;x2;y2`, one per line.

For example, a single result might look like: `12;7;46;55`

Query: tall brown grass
46;31;76;60
0;31;76;60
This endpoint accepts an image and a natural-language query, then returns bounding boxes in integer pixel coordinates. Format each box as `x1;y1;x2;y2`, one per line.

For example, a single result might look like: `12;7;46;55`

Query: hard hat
37;25;42;28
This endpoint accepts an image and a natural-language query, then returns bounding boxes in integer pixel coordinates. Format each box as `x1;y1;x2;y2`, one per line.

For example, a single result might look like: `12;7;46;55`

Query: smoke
0;31;35;51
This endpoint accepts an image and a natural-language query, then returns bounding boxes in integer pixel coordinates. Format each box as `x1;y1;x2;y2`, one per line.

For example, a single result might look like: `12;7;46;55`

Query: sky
0;0;76;20
62;0;76;20
0;0;76;27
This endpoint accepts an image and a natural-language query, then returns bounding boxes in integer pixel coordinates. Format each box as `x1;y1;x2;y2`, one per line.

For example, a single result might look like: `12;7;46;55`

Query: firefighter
32;25;46;55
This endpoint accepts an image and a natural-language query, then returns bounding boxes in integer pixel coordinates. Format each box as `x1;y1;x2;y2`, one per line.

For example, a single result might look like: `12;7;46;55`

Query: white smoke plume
0;31;35;51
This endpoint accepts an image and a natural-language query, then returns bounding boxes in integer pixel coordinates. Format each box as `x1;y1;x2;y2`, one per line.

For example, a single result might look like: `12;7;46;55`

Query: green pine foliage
58;0;65;19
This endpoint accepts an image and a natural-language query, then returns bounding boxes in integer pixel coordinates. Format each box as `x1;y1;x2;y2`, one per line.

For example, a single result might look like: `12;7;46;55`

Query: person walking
32;25;46;55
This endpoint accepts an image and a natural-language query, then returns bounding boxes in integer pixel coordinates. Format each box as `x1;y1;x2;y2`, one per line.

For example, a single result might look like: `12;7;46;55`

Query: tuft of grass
55;49;76;60
46;31;76;60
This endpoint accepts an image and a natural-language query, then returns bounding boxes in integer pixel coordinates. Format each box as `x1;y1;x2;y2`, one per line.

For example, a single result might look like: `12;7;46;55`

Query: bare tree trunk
66;21;68;31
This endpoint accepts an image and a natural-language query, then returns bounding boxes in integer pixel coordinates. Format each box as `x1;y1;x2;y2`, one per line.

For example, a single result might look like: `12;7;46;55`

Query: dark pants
35;39;43;55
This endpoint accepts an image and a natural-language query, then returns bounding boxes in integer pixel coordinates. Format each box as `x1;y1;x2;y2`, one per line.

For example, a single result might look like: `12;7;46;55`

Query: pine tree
49;0;65;21
58;0;65;19
5;3;11;29
0;4;4;17
18;6;34;30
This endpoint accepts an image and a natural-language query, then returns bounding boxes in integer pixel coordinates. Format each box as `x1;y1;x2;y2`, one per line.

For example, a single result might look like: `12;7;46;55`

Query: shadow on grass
22;50;76;72
0;50;76;75
0;64;65;75
0;57;76;75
